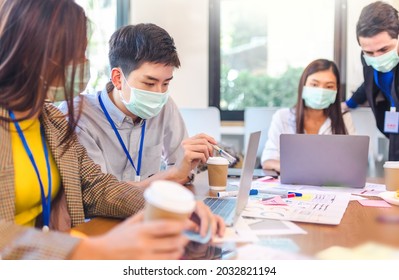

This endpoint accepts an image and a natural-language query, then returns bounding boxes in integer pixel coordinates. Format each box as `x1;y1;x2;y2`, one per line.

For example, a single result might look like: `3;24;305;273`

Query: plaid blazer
0;104;145;259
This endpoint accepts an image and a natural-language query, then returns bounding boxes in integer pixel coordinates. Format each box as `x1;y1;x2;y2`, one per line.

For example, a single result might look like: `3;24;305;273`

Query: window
76;0;130;94
210;0;346;120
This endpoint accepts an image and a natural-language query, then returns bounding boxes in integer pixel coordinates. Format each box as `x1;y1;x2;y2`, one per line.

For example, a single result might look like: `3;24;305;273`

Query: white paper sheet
213;216;259;243
242;217;307;235
242;190;351;225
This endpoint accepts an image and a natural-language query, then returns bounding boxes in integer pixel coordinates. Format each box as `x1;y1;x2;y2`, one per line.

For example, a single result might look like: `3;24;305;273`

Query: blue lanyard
98;94;146;180
374;70;395;109
9;111;52;231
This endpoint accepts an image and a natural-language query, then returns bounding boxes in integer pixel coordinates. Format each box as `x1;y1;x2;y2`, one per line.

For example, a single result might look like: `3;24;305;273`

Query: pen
288;192;303;197
262;193;295;200
253;189;303;197
211;144;236;164
217;189;299;198
217;189;258;197
254;188;303;196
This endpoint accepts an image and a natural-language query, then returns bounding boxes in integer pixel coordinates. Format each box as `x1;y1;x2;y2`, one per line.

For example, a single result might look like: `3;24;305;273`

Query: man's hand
172;134;217;184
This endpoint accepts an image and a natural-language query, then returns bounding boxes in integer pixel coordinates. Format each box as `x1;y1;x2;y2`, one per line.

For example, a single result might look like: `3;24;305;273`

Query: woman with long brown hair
0;0;223;260
261;59;355;172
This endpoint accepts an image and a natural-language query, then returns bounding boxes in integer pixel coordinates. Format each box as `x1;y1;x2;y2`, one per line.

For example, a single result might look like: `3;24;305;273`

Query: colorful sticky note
358;200;392;208
256;176;279;183
258;238;300;253
261;196;288;206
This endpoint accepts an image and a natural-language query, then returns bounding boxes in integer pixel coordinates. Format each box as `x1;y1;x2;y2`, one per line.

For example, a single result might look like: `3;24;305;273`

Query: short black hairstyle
108;23;181;76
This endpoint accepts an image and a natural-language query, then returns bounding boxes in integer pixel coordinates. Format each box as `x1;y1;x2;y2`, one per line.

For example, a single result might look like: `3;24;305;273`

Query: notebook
279;134;369;188
204;131;261;226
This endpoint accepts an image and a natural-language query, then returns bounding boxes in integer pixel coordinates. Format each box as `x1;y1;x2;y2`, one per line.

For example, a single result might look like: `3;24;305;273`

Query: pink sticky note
261;196;288;206
256;177;279;183
358;200;392;208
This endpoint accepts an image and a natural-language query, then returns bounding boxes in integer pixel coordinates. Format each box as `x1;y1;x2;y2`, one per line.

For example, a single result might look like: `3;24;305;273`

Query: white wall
130;0;209;108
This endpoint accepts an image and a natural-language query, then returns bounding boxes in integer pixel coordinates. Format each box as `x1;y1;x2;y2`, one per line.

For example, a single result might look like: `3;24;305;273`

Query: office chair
350;107;385;174
179;107;222;142
244;107;280;166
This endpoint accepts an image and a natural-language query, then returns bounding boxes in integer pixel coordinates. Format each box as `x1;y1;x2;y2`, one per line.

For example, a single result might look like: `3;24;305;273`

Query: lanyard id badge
384;108;399;133
9;111;52;231
98;94;146;181
374;70;399;133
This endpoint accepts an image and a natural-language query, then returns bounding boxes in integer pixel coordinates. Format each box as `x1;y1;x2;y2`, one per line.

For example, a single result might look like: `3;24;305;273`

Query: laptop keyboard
204;197;235;221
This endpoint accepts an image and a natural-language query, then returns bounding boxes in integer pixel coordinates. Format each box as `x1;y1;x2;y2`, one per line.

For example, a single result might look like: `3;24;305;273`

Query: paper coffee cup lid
144;180;196;214
207;157;229;165
383;161;399;168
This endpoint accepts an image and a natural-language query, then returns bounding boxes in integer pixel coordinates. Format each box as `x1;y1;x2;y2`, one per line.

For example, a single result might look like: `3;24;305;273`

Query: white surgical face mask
119;72;169;119
302;86;337;110
363;41;399;73
48;60;90;102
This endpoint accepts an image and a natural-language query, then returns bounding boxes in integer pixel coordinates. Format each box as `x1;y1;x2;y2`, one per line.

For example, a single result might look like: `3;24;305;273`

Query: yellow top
10;118;61;227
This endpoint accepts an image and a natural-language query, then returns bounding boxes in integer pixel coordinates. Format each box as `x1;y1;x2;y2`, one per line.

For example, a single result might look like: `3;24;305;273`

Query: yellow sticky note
293;194;313;201
69;229;88;239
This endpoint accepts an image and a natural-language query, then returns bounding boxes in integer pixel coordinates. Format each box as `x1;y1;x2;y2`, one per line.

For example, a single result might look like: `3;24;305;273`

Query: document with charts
242;191;351;225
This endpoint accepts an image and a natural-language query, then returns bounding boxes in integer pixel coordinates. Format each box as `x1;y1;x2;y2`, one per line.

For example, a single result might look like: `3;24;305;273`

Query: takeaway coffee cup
143;180;196;221
207;157;229;191
383;161;399;191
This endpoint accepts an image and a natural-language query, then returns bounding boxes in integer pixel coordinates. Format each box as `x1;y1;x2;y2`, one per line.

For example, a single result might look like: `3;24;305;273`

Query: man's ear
110;68;122;90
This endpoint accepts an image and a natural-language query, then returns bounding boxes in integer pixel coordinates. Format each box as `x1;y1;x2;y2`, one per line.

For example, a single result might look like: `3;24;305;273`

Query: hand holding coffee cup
144;180;213;244
206;157;229;191
383;161;399;191
143;180;196;221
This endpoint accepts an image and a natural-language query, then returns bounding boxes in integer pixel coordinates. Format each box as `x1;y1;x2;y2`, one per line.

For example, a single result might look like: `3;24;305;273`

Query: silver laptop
280;134;369;188
204;131;261;226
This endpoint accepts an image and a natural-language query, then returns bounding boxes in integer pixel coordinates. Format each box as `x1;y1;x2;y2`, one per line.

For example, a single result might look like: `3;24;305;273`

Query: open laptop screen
280;134;369;188
204;131;261;226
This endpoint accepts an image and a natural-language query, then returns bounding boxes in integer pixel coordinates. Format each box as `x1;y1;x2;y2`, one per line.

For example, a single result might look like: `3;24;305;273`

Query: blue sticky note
258;238;300;253
184;226;212;244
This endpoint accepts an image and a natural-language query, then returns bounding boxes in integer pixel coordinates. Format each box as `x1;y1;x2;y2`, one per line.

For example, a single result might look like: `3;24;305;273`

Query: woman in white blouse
261;59;355;172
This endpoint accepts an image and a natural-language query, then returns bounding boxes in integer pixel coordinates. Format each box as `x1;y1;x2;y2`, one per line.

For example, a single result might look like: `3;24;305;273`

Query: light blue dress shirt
59;89;188;181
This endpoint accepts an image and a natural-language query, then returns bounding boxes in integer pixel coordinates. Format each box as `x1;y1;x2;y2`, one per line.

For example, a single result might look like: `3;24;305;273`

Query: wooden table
282;194;399;255
72;175;399;257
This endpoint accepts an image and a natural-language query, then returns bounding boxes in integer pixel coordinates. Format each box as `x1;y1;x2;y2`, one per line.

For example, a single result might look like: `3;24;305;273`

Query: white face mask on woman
302;86;337;110
119;71;169;119
47;60;90;102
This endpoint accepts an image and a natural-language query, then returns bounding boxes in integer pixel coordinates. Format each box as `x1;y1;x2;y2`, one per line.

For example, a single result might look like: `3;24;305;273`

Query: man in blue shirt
343;1;399;160
60;23;218;186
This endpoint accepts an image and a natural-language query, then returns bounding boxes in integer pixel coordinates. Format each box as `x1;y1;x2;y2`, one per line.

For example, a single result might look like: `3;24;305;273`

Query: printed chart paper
242;191;351;225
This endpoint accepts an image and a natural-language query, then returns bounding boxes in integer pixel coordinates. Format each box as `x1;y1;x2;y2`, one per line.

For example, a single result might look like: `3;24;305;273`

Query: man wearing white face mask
59;23;226;238
59;24;218;186
342;1;399;161
261;59;355;172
